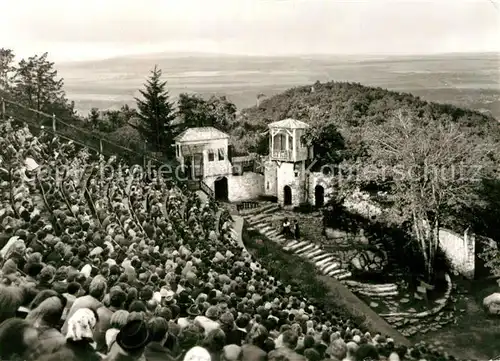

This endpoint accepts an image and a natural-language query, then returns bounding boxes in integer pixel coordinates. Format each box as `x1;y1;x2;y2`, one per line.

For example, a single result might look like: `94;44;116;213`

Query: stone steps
343;280;399;297
284;240;309;252
358;290;399;297
295;244;318;256
311;253;333;262
242;206;398;296
315;256;337;267
247;216;354;282
246;218;271;228
306;249;324;258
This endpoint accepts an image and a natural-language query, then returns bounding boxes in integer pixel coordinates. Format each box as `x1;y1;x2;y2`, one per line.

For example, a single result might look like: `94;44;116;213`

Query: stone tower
263;119;313;207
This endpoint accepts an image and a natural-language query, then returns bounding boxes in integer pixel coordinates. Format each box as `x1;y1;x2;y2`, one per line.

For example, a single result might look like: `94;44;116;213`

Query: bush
324;206;454;280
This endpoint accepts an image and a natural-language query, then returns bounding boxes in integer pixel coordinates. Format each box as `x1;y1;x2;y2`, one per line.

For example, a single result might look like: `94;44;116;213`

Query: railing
200;179;215;198
271;149;292;160
1;97;180;183
237;201;260;211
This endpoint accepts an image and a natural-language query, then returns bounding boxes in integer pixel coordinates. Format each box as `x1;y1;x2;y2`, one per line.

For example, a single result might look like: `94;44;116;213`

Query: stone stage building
174;120;489;280
174;119;330;207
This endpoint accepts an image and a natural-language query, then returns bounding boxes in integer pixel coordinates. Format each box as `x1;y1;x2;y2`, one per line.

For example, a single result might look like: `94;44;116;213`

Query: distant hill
56;52;500;116
230;80;500;238
230;80;500;154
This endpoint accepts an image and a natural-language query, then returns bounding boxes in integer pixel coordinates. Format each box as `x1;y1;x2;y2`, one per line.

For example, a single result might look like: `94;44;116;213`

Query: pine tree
88;107;100;129
135;65;176;154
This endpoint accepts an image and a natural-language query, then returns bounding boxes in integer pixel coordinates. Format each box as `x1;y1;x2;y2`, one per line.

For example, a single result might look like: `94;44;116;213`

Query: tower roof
175;127;230;142
268;118;310;129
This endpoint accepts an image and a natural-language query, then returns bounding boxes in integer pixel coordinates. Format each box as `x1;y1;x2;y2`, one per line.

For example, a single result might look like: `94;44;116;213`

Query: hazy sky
2;0;499;62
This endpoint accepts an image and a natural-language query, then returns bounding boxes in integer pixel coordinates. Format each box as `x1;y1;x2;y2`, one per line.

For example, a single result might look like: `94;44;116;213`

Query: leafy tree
305;122;346;164
177;93;236;133
334;109;497;282
256;93;266;107
87;105;136;132
135;65;176;154
0;48;15;91
119;104;137;120
103;110;126;130
11;52;72;119
208;95;236;132
178;93;212;128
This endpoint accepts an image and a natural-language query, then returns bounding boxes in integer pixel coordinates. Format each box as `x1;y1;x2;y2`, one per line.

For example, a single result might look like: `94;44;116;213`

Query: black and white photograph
0;0;499;360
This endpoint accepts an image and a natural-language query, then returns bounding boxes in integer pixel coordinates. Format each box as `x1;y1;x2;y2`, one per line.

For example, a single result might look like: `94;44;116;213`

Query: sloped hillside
230;81;499;154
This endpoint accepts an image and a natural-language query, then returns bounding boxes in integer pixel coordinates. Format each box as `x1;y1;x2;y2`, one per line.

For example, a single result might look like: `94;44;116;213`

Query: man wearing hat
103;319;150;361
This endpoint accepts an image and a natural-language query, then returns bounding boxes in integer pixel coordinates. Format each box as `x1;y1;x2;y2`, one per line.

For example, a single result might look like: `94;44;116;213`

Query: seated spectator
104;319;150;361
0;285;24;323
0;318;39;361
268;330;306;361
202;328;226;361
144;316;174;361
26;295;67;354
62;275;107;335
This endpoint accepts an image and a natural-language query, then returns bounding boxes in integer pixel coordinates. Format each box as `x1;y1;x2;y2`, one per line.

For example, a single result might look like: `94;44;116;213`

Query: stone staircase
238;202;459;339
241;202;352;281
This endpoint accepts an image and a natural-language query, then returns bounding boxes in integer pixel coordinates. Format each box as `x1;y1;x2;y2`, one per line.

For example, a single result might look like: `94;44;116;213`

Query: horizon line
57;50;500;65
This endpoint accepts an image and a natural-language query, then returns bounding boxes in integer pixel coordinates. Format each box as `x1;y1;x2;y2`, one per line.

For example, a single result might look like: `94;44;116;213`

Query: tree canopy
231;81;499;155
177;93;236;133
1;49;75;120
341;109;497;280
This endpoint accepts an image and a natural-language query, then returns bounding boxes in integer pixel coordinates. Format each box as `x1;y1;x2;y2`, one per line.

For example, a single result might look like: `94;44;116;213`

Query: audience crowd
0;118;455;361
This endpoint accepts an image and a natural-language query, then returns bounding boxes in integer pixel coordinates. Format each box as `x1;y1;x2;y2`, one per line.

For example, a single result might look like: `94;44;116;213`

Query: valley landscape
58;52;500;118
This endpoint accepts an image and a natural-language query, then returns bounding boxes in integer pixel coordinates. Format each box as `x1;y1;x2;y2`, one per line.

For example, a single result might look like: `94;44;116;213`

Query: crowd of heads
0;118;456;361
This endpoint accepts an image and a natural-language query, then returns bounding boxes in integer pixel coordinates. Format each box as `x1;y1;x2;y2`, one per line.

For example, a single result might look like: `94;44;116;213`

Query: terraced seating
0;115;456;361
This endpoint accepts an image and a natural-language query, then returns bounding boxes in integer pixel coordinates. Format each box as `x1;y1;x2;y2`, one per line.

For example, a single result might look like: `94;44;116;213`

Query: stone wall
439;228;475;279
227;172;264;202
343;190;383;219
270;213;325;242
261;168;478;279
264;160;277;197
203;175;218;192
276;162;307;206
308;172;335;205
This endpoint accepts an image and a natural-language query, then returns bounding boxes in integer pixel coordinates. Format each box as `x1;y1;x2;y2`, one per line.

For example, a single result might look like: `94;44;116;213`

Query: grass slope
242;225;411;346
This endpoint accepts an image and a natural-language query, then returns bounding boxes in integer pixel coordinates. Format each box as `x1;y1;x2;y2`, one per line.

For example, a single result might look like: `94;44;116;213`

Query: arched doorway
315;185;325;207
214;177;228;201
283;185;292;206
